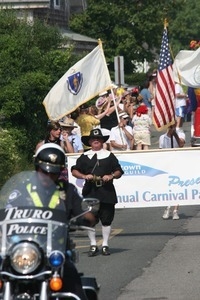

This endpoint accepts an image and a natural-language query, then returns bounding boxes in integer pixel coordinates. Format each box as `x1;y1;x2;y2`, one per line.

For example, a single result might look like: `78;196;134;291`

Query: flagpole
98;38;102;47
97;38;125;146
110;89;127;146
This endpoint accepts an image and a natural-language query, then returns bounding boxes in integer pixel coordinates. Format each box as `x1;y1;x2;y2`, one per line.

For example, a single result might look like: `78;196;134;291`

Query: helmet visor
38;161;64;174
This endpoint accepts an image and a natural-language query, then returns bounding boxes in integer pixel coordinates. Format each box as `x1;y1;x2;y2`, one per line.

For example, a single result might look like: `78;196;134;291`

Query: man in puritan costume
71;128;124;256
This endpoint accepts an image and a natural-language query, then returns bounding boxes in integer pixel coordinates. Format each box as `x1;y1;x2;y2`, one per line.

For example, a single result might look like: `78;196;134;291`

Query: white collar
84;148;110;159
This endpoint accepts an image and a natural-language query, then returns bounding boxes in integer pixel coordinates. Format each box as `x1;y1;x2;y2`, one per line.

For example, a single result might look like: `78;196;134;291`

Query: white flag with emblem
173;47;200;88
43;43;113;120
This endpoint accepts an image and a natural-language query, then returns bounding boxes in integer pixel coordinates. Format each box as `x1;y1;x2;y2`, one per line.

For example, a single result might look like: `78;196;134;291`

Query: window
54;0;60;9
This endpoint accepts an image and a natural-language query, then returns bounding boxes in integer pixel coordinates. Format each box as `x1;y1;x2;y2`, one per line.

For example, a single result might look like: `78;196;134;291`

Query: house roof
60;29;97;44
0;1;49;9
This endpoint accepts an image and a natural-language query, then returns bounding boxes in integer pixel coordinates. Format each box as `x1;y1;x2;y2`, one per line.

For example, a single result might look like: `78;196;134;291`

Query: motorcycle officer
6;143;95;300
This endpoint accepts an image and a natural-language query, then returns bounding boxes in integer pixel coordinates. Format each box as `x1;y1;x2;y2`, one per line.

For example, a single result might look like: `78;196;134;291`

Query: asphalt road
72;205;200;300
72;120;195;300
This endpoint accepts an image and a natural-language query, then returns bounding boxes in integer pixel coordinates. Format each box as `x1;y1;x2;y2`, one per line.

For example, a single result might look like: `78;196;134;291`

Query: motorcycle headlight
10;242;41;274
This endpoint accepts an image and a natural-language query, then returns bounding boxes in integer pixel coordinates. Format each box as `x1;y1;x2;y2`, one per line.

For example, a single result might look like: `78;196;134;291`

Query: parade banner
67;148;200;209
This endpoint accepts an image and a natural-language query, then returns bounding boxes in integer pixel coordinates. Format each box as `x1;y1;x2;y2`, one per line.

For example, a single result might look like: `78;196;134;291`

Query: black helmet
34;143;65;174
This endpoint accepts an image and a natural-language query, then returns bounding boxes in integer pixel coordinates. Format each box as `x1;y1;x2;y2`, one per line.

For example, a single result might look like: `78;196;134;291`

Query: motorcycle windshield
0;171;68;257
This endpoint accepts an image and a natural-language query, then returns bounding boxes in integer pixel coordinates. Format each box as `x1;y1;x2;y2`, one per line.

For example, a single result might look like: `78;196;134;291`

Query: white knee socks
87;229;96;246
102;225;111;247
88;226;112;247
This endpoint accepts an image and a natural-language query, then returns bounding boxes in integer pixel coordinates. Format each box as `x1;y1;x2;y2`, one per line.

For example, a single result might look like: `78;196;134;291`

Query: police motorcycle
0;171;99;300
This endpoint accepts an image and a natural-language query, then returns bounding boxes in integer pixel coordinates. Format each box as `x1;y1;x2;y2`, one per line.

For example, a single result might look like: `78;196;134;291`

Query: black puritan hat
81;128;109;147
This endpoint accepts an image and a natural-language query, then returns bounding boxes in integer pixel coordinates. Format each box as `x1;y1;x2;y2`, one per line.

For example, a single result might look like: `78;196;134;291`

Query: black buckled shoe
88;245;99;257
102;246;110;256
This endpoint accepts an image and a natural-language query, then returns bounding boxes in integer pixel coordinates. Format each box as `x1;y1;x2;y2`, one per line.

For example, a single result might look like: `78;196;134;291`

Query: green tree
70;0;200;74
0;129;21;188
169;0;200;55
0;10;77;165
0;10;84;185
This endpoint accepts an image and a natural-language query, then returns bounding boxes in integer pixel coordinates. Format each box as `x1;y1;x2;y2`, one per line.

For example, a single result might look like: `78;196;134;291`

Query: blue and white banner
67;148;200;208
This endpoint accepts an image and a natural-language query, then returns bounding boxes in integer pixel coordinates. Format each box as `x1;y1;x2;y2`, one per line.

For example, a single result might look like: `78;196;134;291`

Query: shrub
0;129;21;188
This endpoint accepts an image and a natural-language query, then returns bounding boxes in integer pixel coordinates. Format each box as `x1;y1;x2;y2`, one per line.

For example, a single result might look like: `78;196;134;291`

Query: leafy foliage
0;129;21;188
70;0;200;73
169;0;200;54
1;2;200;185
0;10;76;184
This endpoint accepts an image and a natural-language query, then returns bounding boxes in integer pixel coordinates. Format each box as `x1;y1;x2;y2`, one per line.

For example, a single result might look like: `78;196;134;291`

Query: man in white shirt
159;124;185;220
159;125;185;149
109;112;134;151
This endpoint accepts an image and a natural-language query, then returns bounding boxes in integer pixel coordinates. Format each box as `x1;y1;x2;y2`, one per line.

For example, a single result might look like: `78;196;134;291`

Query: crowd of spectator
35;70;197;222
36;69;194;156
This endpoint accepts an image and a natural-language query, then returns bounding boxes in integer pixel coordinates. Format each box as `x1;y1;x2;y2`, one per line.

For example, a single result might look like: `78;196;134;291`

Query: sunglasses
53;127;61;131
61;127;72;131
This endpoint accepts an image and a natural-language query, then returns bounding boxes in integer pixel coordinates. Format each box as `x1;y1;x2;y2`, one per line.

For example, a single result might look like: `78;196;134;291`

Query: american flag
153;27;175;130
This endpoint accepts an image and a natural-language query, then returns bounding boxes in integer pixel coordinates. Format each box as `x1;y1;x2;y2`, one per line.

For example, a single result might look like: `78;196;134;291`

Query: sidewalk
117;199;200;300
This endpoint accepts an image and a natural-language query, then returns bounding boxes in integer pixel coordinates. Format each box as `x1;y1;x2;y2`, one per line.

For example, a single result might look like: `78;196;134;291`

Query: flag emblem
67;71;83;95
